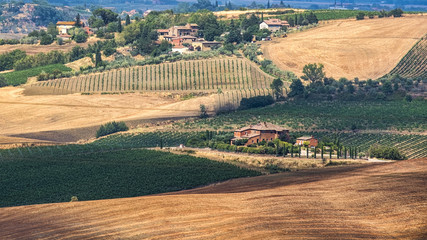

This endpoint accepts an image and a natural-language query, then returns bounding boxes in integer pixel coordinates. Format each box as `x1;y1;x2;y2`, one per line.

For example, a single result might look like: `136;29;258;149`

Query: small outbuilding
296;136;318;148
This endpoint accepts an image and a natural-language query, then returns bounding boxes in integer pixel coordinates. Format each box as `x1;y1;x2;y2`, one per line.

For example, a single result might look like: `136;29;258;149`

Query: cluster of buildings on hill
231;122;318;147
157;23;222;52
56;17;290;51
56;21;93;40
259;19;290;32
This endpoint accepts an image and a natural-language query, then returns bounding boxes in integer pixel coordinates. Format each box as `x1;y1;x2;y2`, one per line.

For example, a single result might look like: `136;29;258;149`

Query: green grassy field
178;99;427;132
1;64;72;86
0;148;259;207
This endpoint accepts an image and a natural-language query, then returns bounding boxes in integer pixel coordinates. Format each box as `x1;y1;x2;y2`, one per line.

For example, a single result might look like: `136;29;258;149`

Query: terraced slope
1;159;426;239
26;58;274;95
389;35;427;79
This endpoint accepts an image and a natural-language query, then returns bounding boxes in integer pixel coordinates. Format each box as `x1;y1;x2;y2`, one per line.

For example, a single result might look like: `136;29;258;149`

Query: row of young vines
389;35;427;79
29;58;275;94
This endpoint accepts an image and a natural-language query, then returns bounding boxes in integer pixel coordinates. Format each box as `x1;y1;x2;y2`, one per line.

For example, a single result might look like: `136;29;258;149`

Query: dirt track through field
262;15;427;80
1;159;426;239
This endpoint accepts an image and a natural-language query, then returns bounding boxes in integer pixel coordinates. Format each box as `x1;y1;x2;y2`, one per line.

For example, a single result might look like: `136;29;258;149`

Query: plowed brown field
262;15;427;80
1;159;426;239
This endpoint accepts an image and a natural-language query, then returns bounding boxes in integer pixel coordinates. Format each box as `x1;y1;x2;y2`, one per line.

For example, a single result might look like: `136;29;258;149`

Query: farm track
262;15;427;79
1;158;426;239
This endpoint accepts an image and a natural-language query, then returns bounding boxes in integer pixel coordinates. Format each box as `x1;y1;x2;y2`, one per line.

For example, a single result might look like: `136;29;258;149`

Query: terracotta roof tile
236;122;287;132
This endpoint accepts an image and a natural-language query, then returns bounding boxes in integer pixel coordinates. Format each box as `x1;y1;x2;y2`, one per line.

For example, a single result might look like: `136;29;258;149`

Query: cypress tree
95;50;102;67
291;145;294;157
321;146;323;159
299;146;301;158
125;14;131;26
118;17;122;33
337;146;340;159
306;147;309;158
344;147;347;159
329;147;332;159
75;13;82;27
314;147;317;158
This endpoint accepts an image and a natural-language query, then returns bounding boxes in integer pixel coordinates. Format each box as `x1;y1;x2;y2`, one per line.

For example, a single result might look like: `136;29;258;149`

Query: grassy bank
1;64;72;86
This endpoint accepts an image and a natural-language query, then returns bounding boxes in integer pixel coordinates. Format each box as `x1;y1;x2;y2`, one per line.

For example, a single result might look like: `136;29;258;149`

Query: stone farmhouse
296;136;318;148
231;122;289;146
259;19;290;32
157;23;199;46
56;21;76;35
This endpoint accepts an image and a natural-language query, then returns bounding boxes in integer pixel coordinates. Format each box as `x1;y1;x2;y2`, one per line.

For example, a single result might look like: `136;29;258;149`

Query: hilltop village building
259;19;290;32
56;21;76;35
231;122;289;146
158;24;222;50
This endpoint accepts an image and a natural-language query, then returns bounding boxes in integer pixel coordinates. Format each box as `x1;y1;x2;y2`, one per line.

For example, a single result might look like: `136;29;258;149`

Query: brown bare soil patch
0;87;218;143
262;15;427;79
64;57;94;71
0;158;425;239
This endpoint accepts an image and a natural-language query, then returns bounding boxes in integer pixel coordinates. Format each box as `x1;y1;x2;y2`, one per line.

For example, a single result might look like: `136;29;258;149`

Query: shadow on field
9;116;191;143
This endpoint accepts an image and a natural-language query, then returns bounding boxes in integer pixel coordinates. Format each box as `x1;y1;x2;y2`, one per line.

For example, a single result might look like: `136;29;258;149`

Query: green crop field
178;99;427;132
1;64;72;86
0;148;260;207
27;58;274;94
388;36;427;79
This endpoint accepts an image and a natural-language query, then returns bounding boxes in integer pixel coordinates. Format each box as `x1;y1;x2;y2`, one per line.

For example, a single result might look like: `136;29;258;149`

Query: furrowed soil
0;87;217;143
0;158;425;239
262;15;427;79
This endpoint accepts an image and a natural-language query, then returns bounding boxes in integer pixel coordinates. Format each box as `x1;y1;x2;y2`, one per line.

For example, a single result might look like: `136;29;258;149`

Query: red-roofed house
231;122;289;146
259;19;290;32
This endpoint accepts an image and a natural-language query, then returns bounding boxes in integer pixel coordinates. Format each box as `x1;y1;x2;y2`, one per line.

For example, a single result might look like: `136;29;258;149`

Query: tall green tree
117;17;122;33
92;8;118;25
47;22;58;37
288;79;305;97
125;14;131;25
75;13;82;27
270;78;284;100
95;50;102;67
301;63;325;83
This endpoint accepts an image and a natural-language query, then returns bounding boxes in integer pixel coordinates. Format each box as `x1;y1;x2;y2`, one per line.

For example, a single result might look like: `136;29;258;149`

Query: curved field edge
388;35;427;79
1;159;426;239
261;16;427;79
0;148;260;208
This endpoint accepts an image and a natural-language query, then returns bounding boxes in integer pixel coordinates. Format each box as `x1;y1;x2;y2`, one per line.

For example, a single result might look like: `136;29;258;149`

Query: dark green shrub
368;144;406;160
96;121;129;138
239;95;274;110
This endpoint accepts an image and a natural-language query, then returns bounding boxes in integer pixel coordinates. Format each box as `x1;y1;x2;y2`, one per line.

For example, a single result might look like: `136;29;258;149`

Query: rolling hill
262;15;427;80
388;35;427;79
1;158;426;239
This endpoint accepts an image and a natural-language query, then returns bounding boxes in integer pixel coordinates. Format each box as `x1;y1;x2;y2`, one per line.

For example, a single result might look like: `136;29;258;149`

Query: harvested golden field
262;15;427;80
0;87;218;143
0;37;101;55
1;158;426;239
